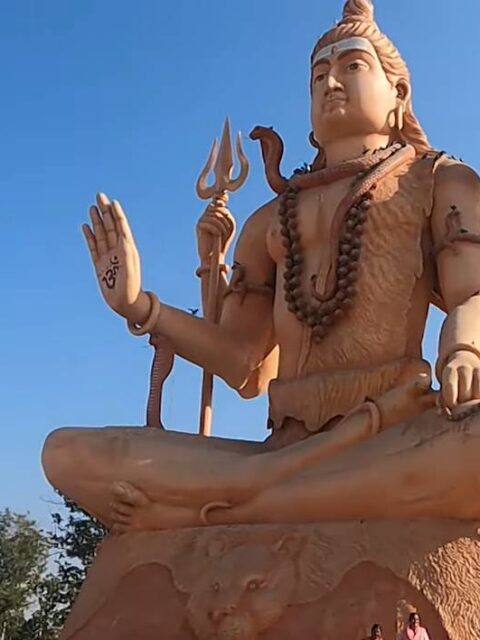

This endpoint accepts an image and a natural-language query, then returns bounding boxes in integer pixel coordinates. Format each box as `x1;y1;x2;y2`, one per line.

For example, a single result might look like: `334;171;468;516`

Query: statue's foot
110;481;151;534
110;481;200;533
377;372;437;430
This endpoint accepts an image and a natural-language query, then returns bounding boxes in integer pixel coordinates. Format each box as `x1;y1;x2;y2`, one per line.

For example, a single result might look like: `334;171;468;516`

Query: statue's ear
396;78;411;105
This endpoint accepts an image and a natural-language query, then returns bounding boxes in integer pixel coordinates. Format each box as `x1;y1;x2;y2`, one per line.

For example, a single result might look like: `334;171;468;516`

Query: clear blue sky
1;0;479;528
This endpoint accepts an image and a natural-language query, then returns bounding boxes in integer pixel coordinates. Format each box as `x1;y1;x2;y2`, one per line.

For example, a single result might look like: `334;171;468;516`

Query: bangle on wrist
435;342;480;379
127;291;161;336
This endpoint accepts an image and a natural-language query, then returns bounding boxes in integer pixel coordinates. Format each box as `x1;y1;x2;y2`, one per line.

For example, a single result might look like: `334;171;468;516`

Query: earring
309;131;320;149
388;105;404;131
396;104;404;131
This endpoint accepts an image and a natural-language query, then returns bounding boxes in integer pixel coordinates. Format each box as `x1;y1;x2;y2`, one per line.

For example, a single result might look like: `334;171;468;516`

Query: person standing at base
397;613;430;640
365;623;384;639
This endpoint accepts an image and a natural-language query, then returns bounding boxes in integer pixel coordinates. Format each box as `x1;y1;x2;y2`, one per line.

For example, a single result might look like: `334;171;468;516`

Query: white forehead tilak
311;37;376;68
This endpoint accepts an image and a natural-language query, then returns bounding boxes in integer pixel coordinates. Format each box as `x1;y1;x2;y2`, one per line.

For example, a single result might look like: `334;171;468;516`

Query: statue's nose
325;71;343;92
209;604;236;623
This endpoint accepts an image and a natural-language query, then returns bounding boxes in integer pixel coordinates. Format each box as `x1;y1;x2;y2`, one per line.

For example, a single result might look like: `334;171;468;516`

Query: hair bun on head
342;0;375;22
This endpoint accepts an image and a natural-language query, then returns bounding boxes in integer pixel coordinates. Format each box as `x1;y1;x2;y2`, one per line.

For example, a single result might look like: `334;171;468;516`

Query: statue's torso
265;155;438;432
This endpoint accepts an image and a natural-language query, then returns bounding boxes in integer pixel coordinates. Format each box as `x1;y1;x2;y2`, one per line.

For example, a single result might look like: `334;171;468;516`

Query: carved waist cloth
268;357;427;433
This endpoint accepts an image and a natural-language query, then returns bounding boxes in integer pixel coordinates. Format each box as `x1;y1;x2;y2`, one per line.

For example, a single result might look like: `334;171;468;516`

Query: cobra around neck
323;133;392;167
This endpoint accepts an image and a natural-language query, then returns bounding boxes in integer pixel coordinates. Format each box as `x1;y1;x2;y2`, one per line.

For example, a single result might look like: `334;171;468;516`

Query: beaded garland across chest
280;144;415;343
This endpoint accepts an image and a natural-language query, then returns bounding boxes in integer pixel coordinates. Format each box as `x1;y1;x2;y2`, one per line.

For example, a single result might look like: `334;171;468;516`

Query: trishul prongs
196;117;249;199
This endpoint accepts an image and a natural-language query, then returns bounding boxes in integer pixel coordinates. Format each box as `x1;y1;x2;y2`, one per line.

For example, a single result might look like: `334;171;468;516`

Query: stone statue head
185;534;299;640
310;0;431;165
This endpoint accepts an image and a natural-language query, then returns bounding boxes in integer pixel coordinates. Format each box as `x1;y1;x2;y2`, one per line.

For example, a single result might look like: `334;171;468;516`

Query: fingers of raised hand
111;199;135;246
95;193;120;250
82;223;99;262
89;205;109;257
103;210;118;250
96;192;112;213
87;194;136;260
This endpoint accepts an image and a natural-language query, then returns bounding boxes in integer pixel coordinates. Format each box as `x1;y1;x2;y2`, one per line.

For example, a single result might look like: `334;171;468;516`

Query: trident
196;117;249;436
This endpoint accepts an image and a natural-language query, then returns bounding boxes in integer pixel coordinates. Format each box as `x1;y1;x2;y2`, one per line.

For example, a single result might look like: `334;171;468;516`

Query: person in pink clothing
397;613;431;640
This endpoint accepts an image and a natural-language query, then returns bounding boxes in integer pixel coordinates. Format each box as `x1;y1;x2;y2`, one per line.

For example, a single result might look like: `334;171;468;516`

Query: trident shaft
196;117;249;436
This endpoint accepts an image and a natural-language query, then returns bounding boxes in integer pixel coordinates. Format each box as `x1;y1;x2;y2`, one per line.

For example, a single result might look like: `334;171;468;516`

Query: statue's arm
130;201;276;391
219;200;278;398
431;159;480;407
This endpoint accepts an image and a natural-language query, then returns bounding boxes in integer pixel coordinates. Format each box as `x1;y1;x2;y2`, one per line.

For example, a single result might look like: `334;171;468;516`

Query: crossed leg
42;425;266;530
206;409;480;525
42;373;468;532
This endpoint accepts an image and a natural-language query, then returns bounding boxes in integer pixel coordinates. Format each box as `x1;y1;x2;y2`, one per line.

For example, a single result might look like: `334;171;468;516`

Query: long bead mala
280;143;411;343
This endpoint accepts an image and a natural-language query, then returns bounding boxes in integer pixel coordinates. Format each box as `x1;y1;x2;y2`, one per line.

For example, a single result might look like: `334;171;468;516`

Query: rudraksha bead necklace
280;143;403;343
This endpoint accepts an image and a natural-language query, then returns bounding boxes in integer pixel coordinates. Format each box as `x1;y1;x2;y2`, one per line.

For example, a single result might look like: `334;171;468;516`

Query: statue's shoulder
433;154;480;193
430;154;480;243
238;197;279;239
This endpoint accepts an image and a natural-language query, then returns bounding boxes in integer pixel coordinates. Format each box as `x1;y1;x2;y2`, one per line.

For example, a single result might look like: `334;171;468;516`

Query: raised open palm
82;193;142;317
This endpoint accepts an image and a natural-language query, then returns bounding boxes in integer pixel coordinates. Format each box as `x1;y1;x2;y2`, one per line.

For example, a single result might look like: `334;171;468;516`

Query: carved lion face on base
185;536;297;640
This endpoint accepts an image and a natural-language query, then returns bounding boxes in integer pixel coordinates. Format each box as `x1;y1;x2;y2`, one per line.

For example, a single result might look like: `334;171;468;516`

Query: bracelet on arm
435;342;480;380
127;291;161;336
195;263;230;278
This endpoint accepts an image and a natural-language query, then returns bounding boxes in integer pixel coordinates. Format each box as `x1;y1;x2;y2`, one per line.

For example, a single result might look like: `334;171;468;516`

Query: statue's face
310;38;399;146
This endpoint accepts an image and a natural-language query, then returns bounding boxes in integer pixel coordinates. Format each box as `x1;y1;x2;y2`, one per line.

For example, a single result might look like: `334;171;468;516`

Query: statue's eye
315;73;327;83
211;581;220;593
347;61;362;72
246;578;266;591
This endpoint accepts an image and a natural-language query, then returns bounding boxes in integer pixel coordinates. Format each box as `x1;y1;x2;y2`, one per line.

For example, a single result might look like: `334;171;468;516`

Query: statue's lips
323;95;347;110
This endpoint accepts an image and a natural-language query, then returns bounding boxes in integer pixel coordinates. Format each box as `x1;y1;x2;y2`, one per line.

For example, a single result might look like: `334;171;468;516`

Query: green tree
0;509;48;640
44;495;106;630
0;499;106;640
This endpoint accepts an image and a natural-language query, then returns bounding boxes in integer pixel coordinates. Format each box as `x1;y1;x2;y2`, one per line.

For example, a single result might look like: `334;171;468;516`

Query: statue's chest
266;180;352;267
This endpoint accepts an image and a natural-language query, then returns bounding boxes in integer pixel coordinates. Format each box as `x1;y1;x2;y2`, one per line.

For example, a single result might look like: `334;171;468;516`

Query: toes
110;499;133;518
413;372;431;392
111;480;149;507
113;512;132;525
111;480;135;503
111;523;130;536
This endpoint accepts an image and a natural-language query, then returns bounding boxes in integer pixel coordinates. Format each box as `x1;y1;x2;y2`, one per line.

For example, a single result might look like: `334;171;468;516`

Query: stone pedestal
61;520;480;640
